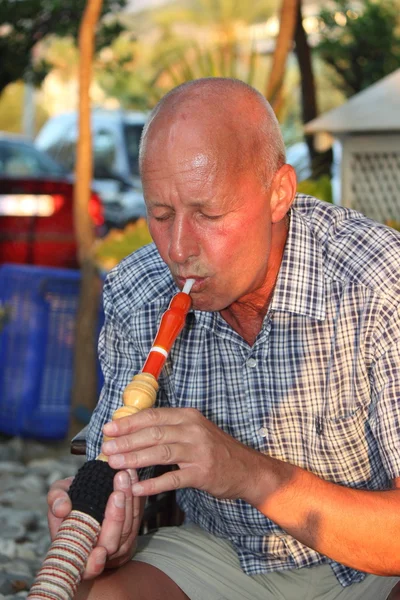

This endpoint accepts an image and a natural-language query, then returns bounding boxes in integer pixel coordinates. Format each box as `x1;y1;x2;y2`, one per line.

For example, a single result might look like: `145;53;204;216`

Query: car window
93;128;118;178
46;128;77;173
0;141;66;177
123;124;144;176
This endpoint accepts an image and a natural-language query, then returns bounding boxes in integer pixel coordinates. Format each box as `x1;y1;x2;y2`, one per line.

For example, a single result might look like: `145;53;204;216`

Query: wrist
242;452;294;514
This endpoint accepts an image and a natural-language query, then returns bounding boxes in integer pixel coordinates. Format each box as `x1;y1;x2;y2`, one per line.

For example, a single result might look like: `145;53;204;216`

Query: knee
73;561;189;600
74;571;123;600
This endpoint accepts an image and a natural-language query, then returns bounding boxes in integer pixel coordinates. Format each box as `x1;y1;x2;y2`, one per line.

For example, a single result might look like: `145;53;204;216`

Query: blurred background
0;3;400;596
0;0;399;439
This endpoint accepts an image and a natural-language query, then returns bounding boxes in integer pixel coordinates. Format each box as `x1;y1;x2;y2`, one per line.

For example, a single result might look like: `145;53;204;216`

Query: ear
270;164;297;224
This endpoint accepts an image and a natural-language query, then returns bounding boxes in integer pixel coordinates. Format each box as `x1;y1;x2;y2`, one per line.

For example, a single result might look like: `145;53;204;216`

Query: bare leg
74;561;190;600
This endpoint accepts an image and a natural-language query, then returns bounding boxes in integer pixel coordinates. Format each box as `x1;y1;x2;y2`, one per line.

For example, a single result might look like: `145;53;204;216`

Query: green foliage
386;220;400;232
0;82;49;134
296;176;333;204
95;36;155;110
93;219;153;271
316;0;400;97
152;0;276;32
134;0;276;104
0;0;127;96
149;39;261;98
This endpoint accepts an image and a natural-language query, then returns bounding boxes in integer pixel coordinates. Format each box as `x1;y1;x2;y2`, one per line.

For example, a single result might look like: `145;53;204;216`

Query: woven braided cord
28;510;100;600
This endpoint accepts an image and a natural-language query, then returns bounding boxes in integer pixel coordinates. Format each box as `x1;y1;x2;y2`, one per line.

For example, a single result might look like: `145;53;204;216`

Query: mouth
176;276;208;292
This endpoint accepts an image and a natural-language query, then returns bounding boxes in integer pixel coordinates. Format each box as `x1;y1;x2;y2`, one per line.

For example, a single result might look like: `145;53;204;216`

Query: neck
220;218;288;346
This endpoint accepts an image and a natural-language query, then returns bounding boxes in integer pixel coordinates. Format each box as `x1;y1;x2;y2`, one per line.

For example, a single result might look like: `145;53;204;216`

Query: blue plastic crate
0;264;104;439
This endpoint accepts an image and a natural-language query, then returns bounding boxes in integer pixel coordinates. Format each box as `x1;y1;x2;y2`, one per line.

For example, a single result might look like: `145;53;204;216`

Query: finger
105;538;137;569
96;490;126;556
107;441;192;471
102;423;188;459
114;470;134;543
84;472;139;577
103;407;198;438
105;470;140;564
47;476;74;514
131;467;198;497
47;478;74;540
82;546;107;580
105;494;141;567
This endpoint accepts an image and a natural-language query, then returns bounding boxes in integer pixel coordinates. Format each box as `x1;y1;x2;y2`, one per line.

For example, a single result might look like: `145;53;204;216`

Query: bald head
139;78;286;188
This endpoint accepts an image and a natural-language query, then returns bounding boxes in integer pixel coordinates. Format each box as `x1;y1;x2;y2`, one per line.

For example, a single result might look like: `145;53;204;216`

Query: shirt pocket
260;406;371;486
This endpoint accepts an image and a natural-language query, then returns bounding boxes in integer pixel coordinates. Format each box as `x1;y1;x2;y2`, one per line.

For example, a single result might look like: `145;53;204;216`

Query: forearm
246;453;400;575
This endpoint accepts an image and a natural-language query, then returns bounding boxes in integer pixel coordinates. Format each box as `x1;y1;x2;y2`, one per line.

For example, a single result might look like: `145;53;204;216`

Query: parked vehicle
35;109;148;228
0;134;103;268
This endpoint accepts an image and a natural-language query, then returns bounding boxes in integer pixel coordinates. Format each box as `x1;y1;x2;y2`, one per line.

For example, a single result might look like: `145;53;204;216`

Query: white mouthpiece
183;278;195;294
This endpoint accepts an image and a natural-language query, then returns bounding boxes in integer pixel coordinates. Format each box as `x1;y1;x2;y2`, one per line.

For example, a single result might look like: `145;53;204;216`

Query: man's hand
47;469;143;579
101;407;262;502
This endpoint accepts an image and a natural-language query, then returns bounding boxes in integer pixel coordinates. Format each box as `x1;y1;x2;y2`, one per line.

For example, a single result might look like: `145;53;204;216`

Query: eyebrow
147;199;214;209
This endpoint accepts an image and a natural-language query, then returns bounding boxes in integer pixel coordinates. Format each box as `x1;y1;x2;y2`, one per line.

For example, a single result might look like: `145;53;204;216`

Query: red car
0;134;104;269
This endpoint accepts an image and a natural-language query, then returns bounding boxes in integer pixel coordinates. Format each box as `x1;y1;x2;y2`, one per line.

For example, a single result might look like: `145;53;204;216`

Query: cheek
148;223;169;258
207;223;257;266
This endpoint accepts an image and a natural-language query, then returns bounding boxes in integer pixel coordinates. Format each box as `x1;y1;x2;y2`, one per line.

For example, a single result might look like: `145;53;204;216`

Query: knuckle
107;540;120;556
170;471;181;490
49;476;73;495
160;444;172;462
145;478;156;495
183;407;199;420
145;408;161;424
126;453;139;467
151;426;164;442
118;436;132;453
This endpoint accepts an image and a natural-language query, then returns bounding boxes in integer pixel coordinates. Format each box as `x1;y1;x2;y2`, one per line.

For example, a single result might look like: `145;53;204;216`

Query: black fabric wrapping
68;460;119;524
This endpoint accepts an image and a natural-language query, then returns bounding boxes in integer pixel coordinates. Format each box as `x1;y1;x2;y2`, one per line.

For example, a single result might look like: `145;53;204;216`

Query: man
48;78;400;600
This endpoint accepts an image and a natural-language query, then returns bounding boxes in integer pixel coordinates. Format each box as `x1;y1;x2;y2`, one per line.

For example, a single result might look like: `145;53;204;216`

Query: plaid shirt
87;195;400;587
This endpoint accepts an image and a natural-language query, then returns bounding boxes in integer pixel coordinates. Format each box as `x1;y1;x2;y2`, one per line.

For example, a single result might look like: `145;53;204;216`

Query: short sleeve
369;302;400;479
86;269;144;461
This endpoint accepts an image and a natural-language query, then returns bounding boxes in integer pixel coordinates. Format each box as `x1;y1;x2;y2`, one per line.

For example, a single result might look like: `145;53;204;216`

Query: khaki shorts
133;524;398;600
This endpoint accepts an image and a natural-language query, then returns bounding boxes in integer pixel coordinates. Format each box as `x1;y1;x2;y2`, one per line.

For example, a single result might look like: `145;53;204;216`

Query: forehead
143;138;234;198
142;109;245;174
143;155;236;213
140;109;264;211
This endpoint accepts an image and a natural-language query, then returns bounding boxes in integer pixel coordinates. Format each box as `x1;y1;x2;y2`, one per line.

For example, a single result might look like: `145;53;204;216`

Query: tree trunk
293;1;332;179
265;0;299;115
70;0;104;438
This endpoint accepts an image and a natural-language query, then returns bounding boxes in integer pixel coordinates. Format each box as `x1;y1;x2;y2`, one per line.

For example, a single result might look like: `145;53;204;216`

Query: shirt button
258;427;268;437
246;358;257;368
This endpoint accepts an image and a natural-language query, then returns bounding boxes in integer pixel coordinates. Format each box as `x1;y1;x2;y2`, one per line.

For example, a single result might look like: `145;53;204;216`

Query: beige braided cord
28;373;159;600
28;510;100;600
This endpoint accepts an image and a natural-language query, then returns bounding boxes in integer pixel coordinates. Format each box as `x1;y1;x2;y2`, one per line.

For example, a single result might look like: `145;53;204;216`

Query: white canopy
304;69;400;134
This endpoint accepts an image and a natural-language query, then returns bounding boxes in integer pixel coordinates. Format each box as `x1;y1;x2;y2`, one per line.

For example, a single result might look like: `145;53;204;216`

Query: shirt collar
270;205;326;321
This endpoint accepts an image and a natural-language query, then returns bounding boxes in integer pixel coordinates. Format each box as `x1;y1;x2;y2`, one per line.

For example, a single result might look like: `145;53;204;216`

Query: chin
191;295;231;313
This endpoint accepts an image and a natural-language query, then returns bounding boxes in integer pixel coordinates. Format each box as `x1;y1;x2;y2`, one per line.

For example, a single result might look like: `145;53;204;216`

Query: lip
176;276;207;292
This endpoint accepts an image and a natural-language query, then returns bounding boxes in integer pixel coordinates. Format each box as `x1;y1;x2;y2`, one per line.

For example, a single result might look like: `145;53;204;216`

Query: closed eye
200;213;223;221
152;214;171;222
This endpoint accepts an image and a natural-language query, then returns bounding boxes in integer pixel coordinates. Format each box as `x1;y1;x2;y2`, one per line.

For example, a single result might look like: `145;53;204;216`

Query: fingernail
132;483;144;495
110;454;125;468
53;497;68;512
114;492;125;508
117;471;130;489
103;422;117;435
127;469;138;484
102;440;117;453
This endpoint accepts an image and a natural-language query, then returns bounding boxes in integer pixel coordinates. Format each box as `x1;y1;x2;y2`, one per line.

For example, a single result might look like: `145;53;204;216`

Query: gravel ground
0;435;85;599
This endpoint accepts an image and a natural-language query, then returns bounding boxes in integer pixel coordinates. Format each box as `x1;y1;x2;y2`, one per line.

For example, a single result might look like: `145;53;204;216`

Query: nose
168;214;200;265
